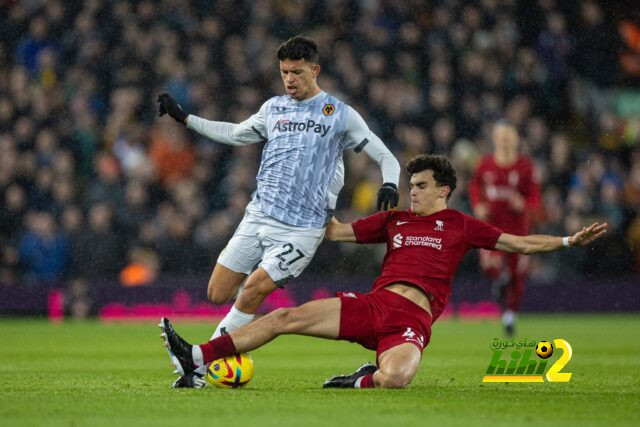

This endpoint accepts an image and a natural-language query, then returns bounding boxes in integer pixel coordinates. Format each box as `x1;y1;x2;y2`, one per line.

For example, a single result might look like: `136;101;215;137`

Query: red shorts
337;288;433;363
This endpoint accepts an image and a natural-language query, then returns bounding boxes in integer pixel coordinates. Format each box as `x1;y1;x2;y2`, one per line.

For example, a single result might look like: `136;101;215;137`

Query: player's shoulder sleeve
351;210;394;244
231;99;271;144
343;105;373;152
460;211;503;249
342;105;400;185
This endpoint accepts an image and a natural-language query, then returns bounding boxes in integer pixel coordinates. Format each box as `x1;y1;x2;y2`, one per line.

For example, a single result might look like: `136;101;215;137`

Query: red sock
199;334;237;364
356;374;374;388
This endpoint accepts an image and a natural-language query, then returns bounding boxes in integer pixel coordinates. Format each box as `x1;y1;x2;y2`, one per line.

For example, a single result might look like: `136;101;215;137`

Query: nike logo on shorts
396;221;408;225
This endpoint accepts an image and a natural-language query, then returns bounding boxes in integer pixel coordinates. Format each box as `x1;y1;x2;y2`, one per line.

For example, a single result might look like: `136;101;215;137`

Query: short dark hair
406;154;457;200
276;36;319;63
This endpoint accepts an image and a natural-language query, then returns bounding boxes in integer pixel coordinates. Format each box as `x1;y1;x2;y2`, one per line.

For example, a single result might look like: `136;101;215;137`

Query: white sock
211;305;255;339
192;345;204;367
502;309;516;326
354;376;364;388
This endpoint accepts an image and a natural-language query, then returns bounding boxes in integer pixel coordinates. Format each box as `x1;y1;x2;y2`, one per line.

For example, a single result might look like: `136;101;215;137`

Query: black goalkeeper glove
377;182;399;211
157;93;188;124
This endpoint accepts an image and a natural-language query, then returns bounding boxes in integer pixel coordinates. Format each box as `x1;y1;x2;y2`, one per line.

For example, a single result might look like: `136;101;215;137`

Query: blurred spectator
0;184;27;239
574;1;621;88
619;19;640;79
85;152;123;208
149;122;196;188
67;277;90;319
18;211;69;284
156;209;207;274
119;247;160;287
71;203;124;279
116;180;154;245
15;15;58;75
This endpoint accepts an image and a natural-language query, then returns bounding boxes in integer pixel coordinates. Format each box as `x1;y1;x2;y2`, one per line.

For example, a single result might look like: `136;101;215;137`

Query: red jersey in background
468;156;541;235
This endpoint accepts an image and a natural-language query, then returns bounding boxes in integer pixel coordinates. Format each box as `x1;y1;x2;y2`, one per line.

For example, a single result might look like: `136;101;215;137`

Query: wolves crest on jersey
322;104;335;116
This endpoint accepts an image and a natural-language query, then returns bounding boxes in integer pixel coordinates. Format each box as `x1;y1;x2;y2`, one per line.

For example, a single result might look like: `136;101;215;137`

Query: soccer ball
535;341;554;359
205;353;254;388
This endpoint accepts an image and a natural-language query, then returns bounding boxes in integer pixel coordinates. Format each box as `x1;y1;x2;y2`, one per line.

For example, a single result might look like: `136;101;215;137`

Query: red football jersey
468;156;541;235
351;209;503;321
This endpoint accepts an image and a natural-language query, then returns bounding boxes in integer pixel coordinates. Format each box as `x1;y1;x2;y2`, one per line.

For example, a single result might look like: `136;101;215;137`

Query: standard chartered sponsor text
404;235;442;250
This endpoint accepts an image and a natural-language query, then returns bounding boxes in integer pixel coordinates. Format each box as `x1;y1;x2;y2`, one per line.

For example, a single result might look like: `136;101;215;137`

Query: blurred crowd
1;0;639;298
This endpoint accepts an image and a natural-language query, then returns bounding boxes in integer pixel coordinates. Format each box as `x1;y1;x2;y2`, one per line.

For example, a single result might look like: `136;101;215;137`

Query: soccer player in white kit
157;36;400;387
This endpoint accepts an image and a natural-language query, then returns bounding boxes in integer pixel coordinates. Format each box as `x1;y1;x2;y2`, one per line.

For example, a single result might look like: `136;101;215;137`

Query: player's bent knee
376;367;415;389
207;283;231;305
376;372;413;389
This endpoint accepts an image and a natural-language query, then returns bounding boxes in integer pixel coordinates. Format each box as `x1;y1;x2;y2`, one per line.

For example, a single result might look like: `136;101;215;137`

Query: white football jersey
187;91;399;228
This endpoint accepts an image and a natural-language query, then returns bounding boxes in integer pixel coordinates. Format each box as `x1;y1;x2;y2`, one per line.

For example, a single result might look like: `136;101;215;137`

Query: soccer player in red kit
159;154;605;389
469;120;542;336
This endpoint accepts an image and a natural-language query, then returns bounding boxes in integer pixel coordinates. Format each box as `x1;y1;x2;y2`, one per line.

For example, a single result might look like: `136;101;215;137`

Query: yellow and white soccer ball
205;353;254;388
535;341;554;359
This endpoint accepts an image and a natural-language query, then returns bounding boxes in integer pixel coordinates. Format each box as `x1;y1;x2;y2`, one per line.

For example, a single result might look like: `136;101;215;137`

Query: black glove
377;182;399;211
157;93;188;124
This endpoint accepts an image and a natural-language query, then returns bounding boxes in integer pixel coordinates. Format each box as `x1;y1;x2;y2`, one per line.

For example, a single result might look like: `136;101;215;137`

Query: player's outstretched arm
494;222;608;255
325;217;356;242
157;93;267;146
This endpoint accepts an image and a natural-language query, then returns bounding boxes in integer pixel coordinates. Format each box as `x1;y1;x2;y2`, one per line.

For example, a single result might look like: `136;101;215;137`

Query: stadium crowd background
1;0;639;309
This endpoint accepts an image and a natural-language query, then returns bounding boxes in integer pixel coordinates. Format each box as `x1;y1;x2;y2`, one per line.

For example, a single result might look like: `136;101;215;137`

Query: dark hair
406;154;457;200
276;36;319;63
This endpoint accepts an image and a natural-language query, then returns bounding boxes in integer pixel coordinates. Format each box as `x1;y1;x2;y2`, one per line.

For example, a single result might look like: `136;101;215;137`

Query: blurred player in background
159;154;606;389
469;120;542;336
157;36;400;387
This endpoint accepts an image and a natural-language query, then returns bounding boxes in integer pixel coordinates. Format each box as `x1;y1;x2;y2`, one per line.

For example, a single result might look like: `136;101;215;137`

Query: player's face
492;124;519;153
280;59;320;101
409;170;450;215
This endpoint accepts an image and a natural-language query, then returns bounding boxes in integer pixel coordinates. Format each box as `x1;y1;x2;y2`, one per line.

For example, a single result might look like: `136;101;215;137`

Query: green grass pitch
1;315;639;426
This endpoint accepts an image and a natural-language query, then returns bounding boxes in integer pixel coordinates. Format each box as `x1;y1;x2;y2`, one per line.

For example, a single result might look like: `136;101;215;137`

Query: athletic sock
355;374;374;388
502;309;516;327
198;334;237;365
211;305;255;339
192;346;205;367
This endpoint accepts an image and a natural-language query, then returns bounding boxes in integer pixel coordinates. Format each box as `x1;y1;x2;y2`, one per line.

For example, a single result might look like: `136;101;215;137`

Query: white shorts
217;201;325;286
